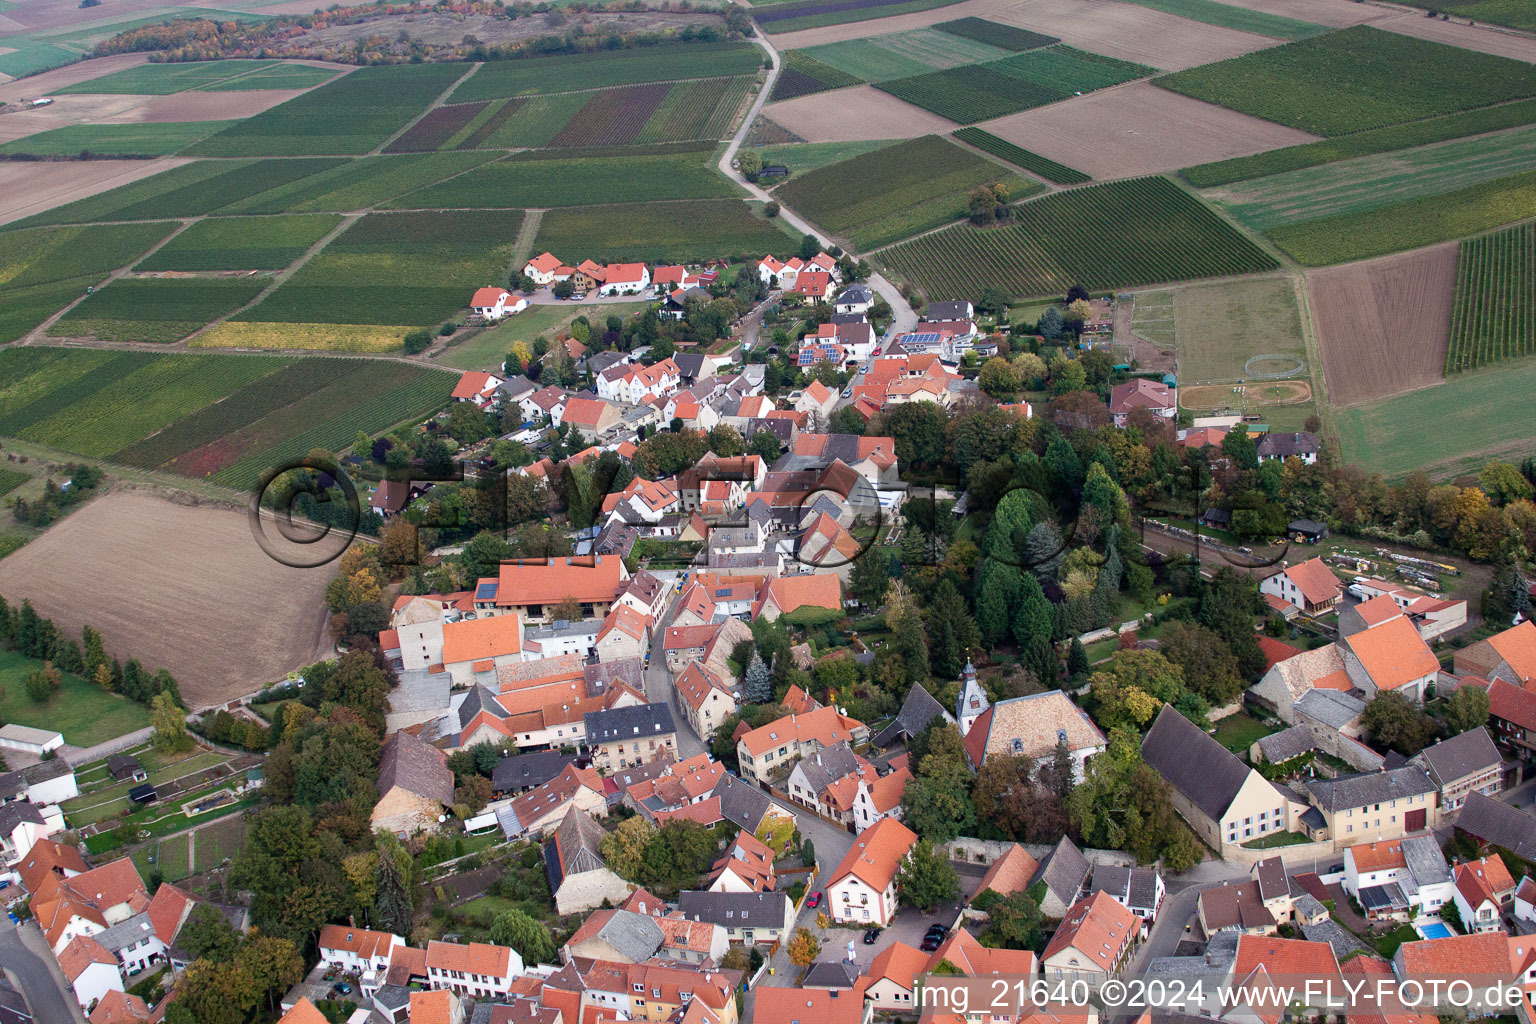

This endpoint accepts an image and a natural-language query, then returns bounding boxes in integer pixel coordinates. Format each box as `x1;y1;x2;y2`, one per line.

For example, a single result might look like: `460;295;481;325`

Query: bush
438;322;457;337
765;202;780;218
403;330;433;354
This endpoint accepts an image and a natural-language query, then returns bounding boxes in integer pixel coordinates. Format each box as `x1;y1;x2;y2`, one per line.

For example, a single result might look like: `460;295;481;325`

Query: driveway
0;921;85;1024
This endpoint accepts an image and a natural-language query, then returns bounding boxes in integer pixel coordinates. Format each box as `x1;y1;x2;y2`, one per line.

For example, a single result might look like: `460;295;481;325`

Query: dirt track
979;82;1319;179
1307;242;1458;407
0;157;192;225
0;490;333;707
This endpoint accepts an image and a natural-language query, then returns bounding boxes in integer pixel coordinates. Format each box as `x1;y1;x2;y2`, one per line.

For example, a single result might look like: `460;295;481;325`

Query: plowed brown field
1307;242;1457;407
0;490;332;707
761;84;958;141
0;157;192;225
979;82;1318;179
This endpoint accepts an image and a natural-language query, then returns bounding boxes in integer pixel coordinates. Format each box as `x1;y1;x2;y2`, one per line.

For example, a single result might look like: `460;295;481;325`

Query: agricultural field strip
950;127;1090;185
1266;167;1536;266
1446;222;1536;373
876;175;1278;299
1181;95;1536;188
50;278;271;344
53;60;281;95
792;28;1017;82
1208;122;1536;231
1152;25;1536;137
370;62;483;157
448;42;764;101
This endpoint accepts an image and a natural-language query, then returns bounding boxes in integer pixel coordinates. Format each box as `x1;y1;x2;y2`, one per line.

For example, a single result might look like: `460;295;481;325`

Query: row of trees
7;462;101;528
0;593;184;707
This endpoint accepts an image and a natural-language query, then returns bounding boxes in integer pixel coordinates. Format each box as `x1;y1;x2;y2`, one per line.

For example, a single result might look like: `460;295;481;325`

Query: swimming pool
1419;923;1453;939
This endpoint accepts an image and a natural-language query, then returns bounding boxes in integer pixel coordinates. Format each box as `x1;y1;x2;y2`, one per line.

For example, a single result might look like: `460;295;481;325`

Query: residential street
0;922;85;1024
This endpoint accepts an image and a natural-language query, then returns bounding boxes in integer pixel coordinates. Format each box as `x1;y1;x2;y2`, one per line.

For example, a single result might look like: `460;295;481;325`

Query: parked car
332;983;352;996
806;891;822;908
919;934;942;952
863;929;879;945
842;387;853;398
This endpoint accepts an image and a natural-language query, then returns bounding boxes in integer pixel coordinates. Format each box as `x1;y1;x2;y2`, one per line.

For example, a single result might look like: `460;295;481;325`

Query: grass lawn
1211;710;1276;756
1241;830;1312;849
192;814;246;872
437;301;651;371
1372;923;1419;958
86;795;260;856
0;651;150;746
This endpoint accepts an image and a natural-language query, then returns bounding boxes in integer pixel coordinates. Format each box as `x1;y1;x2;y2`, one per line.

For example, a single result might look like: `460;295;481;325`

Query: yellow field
191;321;411;353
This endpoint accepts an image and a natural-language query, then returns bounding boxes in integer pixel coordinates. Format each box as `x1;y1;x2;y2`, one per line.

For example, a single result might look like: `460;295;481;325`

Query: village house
1141;705;1301;851
1259;557;1342;615
545;807;631;915
678;890;795;946
833;284;873;316
1256;431;1320;464
1302;764;1438;849
1031;836;1094;919
584;703;677;772
469;288;527;322
524;252;562;286
1452;854;1516;932
521;385;570;427
1339;836;1453;921
825;817;916;926
372;730;455;838
753;988;871;1024
452;369;506;409
425;940;523;998
851;763;911;833
1250;613;1440;721
497;764;608;838
1108;379;1175;427
439;614;525;685
1196;857;1297;936
785;741;876;828
625;961;736;1023
674;662;737;740
1340;578;1467;640
1088;863;1166;926
560;397;623;435
472;556;629;624
1042;891;1139;982
735;705;868;787
1482;677;1536;757
319;924;405;976
1455;620;1536;685
1414;727;1504;810
598;263;650;297
706;832;775;892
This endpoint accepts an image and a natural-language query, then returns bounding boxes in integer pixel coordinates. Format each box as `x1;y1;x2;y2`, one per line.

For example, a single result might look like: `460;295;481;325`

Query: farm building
0;725;62;755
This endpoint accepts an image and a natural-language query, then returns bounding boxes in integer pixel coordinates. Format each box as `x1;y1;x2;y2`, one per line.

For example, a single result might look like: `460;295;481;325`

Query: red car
807;891;822;908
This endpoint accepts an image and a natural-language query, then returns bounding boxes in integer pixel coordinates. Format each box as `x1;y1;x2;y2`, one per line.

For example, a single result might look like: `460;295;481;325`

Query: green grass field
951;127;1089;184
1181;97;1536;187
56;60;279;94
219;152;497;213
1171;277;1307;384
1337;354;1536;477
532;199;795;263
1210;123;1536;231
0;121;235;157
1154;26;1536;136
0;651;151;746
136;214;343;271
1266;167;1536;266
233;209;523;327
1130;288;1175;346
878;45;1154;123
49;278;269;344
197;62;340;91
1113;0;1323;39
773;134;1039;249
189;63;466;155
0;222;180;342
450;41;763;100
12;158;349;227
748;139;897;176
794;28;1014;82
880;176;1279;298
388;151;739;209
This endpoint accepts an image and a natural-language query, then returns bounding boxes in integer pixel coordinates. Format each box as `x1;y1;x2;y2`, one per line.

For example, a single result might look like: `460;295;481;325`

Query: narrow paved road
0;922;85;1024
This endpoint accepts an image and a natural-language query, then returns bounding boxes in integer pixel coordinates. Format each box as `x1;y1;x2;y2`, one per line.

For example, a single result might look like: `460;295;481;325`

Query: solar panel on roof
476;582;498;599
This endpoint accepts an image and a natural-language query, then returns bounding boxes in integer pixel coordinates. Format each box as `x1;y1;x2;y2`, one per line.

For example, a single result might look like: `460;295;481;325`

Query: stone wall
942;837;1137;869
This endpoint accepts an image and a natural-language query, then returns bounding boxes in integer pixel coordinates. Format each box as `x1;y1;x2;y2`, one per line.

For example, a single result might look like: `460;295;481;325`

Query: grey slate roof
587;657;644;697
493;751;576;792
1305;766;1435;813
678;890;791;928
584;702;675;744
674;353;710;380
0;803;44;836
712;773;771;832
1417;727;1501;788
376;729;454;806
802;960;861;988
1293;688;1366;731
873;684;954;747
19;759;72;785
1300;917;1372;960
793;741;862;793
1456;790;1536;858
829;313;868;326
545;807;609;894
1253;856;1287;903
835;285;873;306
1141;704;1255;822
1257;726;1317;765
1032;835;1090;906
1400;834;1450;892
107;755;143;780
457;683;504;733
596;910;665;963
924;301;972;321
94;911;157;955
1257;432;1319;459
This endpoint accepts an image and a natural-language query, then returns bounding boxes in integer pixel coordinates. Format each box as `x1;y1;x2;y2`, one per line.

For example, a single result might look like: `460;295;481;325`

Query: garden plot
979;81;1317;179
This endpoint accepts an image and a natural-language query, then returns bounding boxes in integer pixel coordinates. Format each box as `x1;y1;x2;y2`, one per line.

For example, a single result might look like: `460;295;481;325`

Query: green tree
1443;684;1491;735
490;908;557;965
1157;621;1244;706
1221;428;1258;471
178;904;240;962
896;839;961;912
849;548;890;609
978;357;1022;399
374;830;416;935
1361;691;1437;755
982;890;1042;950
928;579;978;681
150;691;190;752
1069;726;1203;870
744;649;772;704
749;429;781;461
798;234;820;261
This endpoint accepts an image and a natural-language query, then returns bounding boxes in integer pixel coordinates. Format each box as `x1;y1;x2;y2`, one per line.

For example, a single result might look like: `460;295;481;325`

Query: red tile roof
1043;891;1138;969
1258;635;1304;671
828;816;915;893
1344;615;1438;691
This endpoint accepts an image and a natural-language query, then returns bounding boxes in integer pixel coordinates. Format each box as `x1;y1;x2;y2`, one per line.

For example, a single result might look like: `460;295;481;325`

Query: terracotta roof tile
828;817;916;893
1344;616;1438;690
1043;891;1138;968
